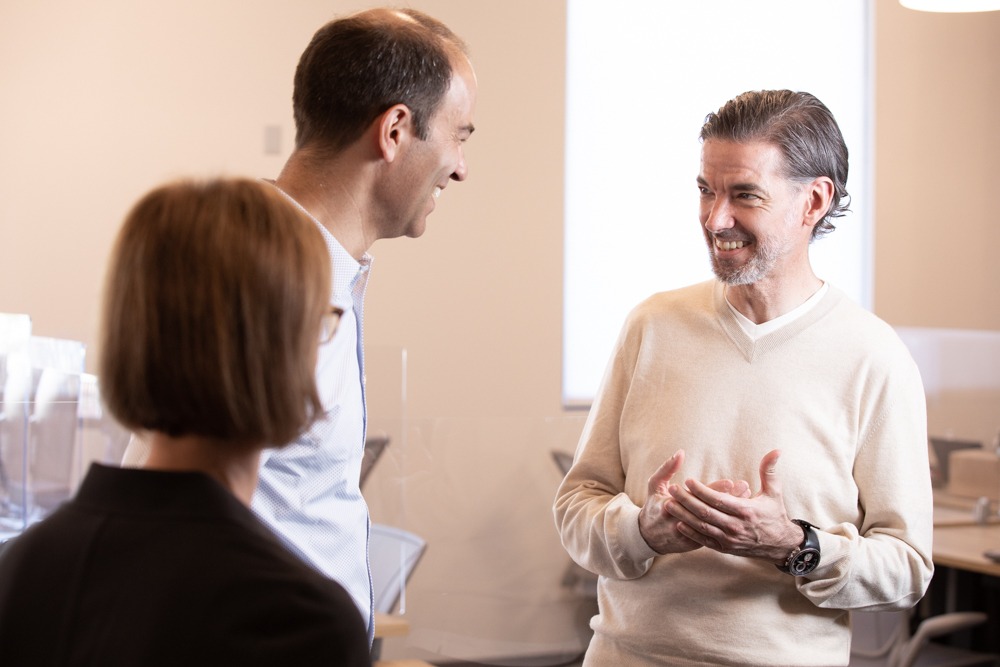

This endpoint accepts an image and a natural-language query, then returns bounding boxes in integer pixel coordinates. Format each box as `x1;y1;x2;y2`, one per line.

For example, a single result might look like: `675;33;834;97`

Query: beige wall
2;0;999;662
874;1;1000;329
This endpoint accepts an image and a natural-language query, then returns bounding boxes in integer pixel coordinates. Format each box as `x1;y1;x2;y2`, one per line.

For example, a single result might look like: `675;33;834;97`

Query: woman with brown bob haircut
0;178;371;666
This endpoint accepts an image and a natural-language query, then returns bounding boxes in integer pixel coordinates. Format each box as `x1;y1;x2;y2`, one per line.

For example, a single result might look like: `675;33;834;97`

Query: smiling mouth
715;238;747;251
433;186;442;199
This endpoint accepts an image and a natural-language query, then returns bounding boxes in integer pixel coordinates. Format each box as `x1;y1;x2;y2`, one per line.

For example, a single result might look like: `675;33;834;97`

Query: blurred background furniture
370;522;427;661
1;314;131;544
850;609;996;667
850;486;1000;666
371;523;426;615
1;323;84;538
361;434;391;488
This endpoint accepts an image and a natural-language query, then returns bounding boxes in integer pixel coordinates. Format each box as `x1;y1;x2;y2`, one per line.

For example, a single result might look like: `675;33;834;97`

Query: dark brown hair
99;178;330;446
292;7;468;152
700;90;850;239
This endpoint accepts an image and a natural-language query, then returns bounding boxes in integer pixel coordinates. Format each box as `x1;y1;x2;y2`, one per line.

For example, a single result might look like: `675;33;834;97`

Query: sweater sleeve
797;345;935;611
553;308;661;580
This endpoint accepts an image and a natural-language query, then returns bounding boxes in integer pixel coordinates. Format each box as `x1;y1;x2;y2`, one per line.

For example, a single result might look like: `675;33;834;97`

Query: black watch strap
776;519;821;576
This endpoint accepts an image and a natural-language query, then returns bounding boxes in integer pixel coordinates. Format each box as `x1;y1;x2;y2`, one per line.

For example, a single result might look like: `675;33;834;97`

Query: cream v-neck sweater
554;280;933;667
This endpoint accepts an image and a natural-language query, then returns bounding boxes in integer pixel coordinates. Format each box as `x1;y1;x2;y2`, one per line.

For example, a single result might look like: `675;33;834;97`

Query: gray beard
707;240;779;286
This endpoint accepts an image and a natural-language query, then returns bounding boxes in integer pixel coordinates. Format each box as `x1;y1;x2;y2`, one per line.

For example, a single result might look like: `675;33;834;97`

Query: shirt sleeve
553;310;660;580
797;346;935;611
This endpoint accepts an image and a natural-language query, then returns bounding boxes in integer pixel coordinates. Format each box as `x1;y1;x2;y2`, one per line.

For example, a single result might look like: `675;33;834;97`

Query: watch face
790;548;820;576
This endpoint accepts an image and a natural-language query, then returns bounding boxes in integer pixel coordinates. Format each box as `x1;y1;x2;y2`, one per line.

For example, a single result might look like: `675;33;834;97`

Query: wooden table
933;523;1000;578
371;613;435;666
931;500;1000;616
933;495;1000;578
374;612;411;639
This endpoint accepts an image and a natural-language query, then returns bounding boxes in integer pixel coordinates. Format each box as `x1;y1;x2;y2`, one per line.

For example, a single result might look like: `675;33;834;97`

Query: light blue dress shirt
251;213;374;642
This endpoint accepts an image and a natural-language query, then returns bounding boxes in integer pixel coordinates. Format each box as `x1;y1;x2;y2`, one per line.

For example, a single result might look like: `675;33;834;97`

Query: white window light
900;0;1000;12
562;0;872;407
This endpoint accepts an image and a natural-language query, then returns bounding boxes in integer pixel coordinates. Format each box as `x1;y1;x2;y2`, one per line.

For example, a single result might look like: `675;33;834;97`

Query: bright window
563;0;873;406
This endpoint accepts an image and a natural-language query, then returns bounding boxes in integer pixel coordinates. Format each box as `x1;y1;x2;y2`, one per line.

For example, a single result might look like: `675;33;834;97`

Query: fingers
668;480;731;530
664;482;726;547
708;479;733;494
707;478;751;498
665;477;752;536
659;451;790;559
666;482;708;521
758;449;782;498
731;479;751;499
676;478;733;513
647;449;684;496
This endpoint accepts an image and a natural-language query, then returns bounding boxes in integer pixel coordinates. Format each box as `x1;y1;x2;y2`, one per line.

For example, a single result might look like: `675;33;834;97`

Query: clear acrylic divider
1;316;130;544
369;413;596;665
363;345;412;616
1;334;86;538
364;344;597;664
0;313;33;541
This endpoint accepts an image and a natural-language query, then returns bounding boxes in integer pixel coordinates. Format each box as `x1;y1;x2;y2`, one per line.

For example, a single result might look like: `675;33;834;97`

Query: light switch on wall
264;125;282;155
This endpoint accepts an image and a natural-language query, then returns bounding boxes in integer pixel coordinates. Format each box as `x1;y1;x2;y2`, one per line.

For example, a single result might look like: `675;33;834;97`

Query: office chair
360;434;390;489
850;609;998;667
551;449;574;477
369;522;427;615
368;523;426;661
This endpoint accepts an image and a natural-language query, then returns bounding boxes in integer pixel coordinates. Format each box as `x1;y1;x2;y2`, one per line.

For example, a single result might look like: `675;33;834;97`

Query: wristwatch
776;519;821;576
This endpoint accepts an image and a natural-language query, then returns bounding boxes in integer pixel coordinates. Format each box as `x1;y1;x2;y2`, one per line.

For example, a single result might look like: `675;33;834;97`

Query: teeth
716;239;745;251
433;186;442;199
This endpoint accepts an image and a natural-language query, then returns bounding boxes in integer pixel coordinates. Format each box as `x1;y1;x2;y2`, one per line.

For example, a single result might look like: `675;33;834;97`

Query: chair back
369;523;426;614
551;450;574;476
849;609;994;667
360;435;390;488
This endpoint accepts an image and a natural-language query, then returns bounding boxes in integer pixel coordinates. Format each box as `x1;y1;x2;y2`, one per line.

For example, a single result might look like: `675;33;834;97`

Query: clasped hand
638;449;800;562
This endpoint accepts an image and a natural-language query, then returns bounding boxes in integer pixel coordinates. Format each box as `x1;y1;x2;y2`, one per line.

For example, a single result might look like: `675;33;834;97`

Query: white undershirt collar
727;282;829;340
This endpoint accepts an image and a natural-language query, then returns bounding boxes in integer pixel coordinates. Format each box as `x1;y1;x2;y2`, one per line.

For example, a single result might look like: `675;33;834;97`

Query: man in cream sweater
553;89;933;666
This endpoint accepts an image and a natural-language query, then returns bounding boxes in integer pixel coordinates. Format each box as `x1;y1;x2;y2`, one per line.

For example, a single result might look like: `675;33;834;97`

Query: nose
702;197;734;234
450;147;468;182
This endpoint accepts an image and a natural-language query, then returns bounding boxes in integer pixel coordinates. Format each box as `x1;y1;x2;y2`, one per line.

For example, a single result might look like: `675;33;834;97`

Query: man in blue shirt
255;7;477;643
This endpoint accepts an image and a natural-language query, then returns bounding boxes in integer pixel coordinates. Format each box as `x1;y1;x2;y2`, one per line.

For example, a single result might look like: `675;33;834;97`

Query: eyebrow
696;175;767;195
731;182;765;193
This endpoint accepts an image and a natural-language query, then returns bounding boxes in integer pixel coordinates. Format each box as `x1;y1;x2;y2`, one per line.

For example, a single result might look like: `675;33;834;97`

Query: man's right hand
638;450;750;554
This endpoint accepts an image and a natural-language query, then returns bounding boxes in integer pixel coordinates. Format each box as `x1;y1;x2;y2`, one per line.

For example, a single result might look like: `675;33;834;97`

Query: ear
801;177;835;230
377;104;414;163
